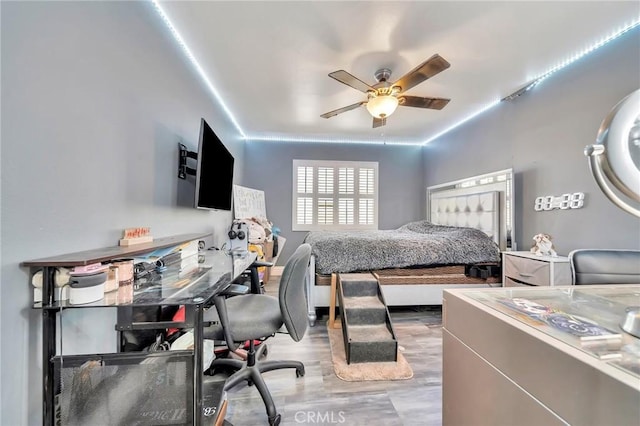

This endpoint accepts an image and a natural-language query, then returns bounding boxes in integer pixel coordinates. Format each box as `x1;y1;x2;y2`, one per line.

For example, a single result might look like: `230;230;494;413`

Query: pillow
398;220;433;233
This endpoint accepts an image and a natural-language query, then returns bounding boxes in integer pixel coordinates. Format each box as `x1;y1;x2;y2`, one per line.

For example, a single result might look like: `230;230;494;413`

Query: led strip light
422;99;501;145
527;20;640;90
151;0;247;139
152;3;639;146
248;134;422;146
423;19;640;145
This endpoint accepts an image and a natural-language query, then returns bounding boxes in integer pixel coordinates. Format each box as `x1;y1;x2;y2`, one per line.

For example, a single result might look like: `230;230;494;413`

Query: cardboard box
248;240;274;283
263;240;274;260
260;240;274;283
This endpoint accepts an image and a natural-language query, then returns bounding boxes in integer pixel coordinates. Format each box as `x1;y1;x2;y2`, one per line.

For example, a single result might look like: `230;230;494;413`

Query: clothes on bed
304;220;500;274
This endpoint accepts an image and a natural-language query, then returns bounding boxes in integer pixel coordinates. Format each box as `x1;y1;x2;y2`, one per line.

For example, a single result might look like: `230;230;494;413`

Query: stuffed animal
247;220;267;244
530;233;558;257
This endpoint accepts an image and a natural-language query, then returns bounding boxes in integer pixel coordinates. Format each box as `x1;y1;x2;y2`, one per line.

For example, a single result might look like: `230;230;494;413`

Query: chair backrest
278;243;312;341
569;249;640;285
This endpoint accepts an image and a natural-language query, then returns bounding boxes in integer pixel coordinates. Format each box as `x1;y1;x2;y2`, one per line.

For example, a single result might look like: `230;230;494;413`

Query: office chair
203;243;312;426
569;249;640;285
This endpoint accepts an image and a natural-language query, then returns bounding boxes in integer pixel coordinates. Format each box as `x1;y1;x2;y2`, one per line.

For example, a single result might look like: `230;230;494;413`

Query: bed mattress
304;220;500;275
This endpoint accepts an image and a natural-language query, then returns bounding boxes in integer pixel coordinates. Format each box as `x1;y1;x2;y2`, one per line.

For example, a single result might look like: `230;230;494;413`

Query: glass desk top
35;250;257;309
462;285;640;378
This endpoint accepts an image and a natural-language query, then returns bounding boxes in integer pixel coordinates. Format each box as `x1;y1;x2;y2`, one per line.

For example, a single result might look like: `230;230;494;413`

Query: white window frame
292;159;379;231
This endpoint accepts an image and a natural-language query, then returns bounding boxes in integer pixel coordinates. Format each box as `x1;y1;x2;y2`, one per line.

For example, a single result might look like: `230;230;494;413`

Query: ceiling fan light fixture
366;94;399;118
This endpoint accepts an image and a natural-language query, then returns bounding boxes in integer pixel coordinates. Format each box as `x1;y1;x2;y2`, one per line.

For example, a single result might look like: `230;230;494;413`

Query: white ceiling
156;1;639;145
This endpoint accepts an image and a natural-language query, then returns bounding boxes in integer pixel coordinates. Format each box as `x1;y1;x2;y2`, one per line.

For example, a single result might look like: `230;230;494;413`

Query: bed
305;220;500;274
304;169;515;325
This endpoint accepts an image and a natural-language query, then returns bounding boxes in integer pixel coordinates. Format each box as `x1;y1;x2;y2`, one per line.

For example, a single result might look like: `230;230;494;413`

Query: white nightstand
502;251;571;287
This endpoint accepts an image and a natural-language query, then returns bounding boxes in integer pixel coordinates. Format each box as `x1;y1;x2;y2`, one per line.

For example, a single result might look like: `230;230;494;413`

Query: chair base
212;343;305;426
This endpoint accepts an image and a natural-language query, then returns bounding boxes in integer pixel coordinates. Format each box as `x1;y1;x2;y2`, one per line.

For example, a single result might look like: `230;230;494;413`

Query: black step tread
347;323;396;343
338;273;377;282
341;295;386;309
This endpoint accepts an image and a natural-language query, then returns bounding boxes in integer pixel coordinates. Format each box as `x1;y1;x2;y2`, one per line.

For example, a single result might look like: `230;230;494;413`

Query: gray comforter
304;220;500;274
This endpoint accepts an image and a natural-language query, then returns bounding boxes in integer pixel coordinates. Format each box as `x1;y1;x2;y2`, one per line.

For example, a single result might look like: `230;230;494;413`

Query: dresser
502;251;571;287
443;285;640;426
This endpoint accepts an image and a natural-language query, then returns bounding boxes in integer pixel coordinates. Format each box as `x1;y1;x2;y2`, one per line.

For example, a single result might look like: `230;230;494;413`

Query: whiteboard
233;185;267;219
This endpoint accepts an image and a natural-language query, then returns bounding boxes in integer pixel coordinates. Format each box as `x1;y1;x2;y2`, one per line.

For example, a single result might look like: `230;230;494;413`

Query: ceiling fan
320;54;451;128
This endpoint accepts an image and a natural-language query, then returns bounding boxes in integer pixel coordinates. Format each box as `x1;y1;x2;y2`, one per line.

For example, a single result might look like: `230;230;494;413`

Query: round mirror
585;89;640;217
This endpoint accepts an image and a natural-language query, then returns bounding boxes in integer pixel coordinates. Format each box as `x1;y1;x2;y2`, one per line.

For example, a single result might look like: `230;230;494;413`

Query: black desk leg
193;304;203;425
43;310;56;425
42;267;56;425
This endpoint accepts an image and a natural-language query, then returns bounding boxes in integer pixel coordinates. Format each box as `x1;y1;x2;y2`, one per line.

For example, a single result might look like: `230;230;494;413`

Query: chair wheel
296;366;305;378
269;413;281;426
259;344;268;359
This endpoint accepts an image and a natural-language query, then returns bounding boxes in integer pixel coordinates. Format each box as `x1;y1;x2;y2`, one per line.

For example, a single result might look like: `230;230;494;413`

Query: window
292;160;378;231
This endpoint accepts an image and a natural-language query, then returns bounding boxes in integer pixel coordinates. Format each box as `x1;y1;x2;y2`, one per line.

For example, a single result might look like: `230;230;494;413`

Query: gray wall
423;29;640;254
243;142;425;263
1;2;244;424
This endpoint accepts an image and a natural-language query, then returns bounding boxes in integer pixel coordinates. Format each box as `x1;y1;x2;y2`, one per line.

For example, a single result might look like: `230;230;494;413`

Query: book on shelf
155;251;181;267
156;253;197;270
132;240;199;264
177;240;199;258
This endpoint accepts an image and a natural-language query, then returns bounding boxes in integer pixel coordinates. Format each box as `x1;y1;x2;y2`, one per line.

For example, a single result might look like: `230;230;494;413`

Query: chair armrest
221;283;250;296
213;295;239;353
247;261;274;294
251;260;274;268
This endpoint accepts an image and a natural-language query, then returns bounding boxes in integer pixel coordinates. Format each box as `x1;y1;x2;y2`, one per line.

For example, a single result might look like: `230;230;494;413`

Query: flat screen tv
194;118;234;210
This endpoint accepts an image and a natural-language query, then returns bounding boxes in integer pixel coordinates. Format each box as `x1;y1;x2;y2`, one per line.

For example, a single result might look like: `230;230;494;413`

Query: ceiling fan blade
372;116;387;128
392;54;451;93
320;101;366;119
329;70;375;93
399;96;450;110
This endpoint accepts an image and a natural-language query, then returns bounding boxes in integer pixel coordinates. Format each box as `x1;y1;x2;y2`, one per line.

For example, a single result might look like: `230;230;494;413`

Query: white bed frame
305;169;515;326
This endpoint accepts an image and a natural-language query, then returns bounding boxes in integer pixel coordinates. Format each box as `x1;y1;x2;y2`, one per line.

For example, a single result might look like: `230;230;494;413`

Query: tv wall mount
178;143;197;179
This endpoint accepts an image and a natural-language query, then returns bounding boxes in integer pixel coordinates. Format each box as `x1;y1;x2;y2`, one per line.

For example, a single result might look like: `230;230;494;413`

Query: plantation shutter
292;160;378;231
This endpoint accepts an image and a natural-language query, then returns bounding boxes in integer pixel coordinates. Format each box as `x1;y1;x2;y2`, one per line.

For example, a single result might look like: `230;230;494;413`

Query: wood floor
222;275;444;425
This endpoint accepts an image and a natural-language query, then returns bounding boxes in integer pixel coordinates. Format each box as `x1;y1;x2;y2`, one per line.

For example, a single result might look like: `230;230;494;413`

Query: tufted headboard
430;191;499;244
427;169;514;251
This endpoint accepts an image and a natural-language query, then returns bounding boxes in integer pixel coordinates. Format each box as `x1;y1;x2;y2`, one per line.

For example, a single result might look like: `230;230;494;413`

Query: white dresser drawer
503;277;535;287
502;251;572;287
505;254;550;286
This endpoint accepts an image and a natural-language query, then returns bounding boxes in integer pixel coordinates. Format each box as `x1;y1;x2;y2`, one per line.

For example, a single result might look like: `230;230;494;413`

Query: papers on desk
497;297;623;344
132;241;201;286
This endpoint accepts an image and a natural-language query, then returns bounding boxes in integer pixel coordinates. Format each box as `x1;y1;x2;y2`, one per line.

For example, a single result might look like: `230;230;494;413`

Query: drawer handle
518;272;534;277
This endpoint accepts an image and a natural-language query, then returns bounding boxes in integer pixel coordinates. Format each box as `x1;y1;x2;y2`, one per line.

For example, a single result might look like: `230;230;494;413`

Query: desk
24;236;256;426
443;285;640;426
